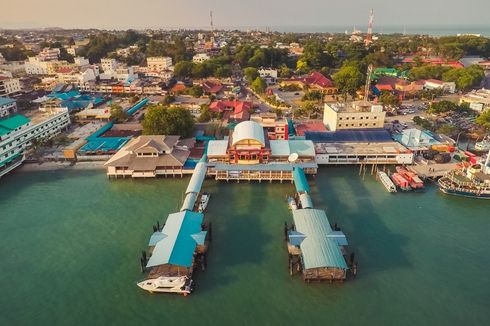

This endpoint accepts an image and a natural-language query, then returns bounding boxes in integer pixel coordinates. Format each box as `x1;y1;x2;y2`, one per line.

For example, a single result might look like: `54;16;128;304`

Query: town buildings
0;77;21;96
281;71;337;94
192;53;210;63
250;113;289;140
0;97;17;118
323;102;385;131
104;135;195;178
147;57;173;71
209;100;252;123
459;88;490;112
0;106;70;178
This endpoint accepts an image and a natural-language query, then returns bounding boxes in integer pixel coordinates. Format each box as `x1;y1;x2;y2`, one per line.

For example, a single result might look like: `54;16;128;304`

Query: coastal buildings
0;106;70;177
0;77;22;96
104;135;195;178
207;120;317;181
0;97;17;118
306;129;413;165
323;102;385;131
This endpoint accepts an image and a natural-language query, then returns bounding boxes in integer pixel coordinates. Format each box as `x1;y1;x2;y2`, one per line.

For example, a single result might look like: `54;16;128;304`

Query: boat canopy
185;162;207;195
146;211;204;268
293;167;310;193
292;209;348;270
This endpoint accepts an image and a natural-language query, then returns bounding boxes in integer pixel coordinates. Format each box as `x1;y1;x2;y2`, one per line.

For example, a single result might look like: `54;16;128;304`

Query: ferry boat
438;151;490;199
287;196;298;210
396;166;424;189
137;276;194;295
390;173;411;191
377;171;397;193
198;192;210;213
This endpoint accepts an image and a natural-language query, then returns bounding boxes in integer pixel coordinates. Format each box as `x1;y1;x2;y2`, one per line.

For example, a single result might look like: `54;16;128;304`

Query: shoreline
18;161;106;172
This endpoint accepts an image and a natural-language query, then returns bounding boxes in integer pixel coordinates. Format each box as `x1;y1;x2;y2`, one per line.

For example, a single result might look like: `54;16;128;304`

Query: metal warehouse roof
207;140;228;156
146;211;205;268
212;162;318;172
0;97;16;106
292;209;348;270
305;129;392;143
293;167;310;193
270;140;290;156
185;162;207;194
270;140;315;157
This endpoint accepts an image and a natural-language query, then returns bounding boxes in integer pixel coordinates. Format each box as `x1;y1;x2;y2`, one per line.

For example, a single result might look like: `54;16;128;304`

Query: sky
0;0;488;30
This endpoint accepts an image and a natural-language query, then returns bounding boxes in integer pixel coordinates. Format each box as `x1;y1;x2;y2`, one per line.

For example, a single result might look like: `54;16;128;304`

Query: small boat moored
377;171;397;193
198;192;210;213
137;276;194;295
287;196;298;210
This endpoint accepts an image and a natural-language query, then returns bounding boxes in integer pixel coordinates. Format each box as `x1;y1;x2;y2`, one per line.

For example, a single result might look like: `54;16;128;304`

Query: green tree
279;64;292;78
442;65;485;91
379;92;401;107
476;110;490;130
173;61;194;79
142;105;194;137
436;124;460;137
243;67;259;83
332;63;364;99
110;104;127;123
188;85;204;97
215;65;232;78
251;77;267;94
197;105;212;122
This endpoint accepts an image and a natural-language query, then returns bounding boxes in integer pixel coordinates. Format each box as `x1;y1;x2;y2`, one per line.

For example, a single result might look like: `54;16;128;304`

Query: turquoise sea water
0;168;488;325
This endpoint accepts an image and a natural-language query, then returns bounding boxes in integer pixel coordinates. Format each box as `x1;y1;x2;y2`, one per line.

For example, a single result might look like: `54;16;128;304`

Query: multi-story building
192;53;210;63
258;67;278;81
250;113;288;140
460;88;490;112
25;57;70;75
147;57;173;71
0;97;17;118
0;77;22;96
101;58;118;73
0;106;70;177
38;47;60;61
323;102;385;131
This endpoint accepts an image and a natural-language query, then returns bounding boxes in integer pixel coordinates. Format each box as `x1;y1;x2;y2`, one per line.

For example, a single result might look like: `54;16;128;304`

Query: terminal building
207;120;317;181
0;107;70;178
323;101;385;131
306;129;413;165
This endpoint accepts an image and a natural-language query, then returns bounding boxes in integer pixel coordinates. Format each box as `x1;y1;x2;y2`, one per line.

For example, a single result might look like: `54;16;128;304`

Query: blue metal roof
305;129;392;143
146;211;204;268
0;97;15;106
126;98;148;116
293;167;310;193
292;209;348;270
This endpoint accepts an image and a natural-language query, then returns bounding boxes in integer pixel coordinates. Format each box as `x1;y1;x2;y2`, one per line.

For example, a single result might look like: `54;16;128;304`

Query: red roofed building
295;121;328;136
209;100;252;123
281;71;338;94
202;80;224;94
171;82;187;93
402;57;464;69
478;60;490;70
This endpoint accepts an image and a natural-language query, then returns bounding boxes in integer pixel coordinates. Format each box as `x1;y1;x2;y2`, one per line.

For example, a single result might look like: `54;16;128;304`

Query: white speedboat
287;196;298;210
198;192;210;212
137;276;193;295
475;138;490;151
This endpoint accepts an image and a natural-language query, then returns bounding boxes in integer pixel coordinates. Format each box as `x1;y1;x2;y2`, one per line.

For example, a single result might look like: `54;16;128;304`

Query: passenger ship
438;151;490;199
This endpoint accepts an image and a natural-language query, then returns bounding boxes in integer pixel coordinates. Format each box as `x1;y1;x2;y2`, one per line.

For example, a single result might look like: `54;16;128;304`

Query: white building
25;57;69;75
74;57;90;68
0;77;22;96
0;97;17;117
193;53;210;63
38;47;60;61
459;88;490;112
101;58;118;73
424;79;456;94
0;53;5;65
0;107;70;177
147;57;173;71
323;102;386;131
258;67;278;84
57;67;97;86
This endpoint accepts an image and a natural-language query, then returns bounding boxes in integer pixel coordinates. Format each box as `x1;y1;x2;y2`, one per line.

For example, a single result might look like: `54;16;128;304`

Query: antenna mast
365;9;374;46
210;10;214;32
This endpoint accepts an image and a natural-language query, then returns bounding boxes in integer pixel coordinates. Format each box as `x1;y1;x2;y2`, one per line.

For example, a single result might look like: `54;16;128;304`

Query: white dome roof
232;121;265;146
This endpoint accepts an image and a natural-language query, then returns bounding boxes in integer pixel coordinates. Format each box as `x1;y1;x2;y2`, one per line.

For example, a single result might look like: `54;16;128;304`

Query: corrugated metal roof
213;162;318;172
231;121;265;146
180;192;198;211
207;140;228;156
185;162;207;194
289;140;315;157
0;115;30;136
0;97;15;106
305;129;392;143
292;209;348;270
270;140;290;156
299;193;313;209
146;211;204;268
293;167;310;193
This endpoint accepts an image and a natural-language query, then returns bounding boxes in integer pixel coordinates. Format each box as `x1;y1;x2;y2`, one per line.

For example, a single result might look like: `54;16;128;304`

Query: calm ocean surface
0;168;488;325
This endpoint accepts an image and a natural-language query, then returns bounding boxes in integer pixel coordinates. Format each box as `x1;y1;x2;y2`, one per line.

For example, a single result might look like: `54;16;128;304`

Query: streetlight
455;131;464;149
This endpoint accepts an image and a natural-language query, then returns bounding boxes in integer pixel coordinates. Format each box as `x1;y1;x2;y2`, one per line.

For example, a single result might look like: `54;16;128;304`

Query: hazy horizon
1;0;489;31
